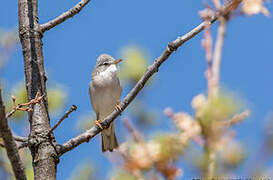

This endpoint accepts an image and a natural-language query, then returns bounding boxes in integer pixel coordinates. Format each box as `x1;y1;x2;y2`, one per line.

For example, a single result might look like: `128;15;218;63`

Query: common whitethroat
89;54;122;152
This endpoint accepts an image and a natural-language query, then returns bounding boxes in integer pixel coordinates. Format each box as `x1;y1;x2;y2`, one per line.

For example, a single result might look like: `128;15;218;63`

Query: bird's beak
113;59;122;64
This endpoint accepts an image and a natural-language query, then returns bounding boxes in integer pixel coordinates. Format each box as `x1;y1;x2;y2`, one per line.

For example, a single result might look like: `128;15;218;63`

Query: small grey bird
89;54;122;152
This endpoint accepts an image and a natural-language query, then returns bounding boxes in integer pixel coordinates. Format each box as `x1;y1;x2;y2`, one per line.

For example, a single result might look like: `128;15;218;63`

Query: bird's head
93;54;122;75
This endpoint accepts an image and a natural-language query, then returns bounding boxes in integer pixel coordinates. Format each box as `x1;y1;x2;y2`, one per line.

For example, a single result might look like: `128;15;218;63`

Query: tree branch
19;0;58;178
0;88;27;180
40;0;91;32
0;142;29;150
0;135;28;143
48;105;77;135
6;93;44;119
122;117;144;143
211;16;227;98
13;135;28;142
56;0;242;156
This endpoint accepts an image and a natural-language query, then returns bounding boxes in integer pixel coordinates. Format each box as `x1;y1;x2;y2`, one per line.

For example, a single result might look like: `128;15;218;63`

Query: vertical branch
204;145;216;179
0;88;27;180
211;17;227;98
204;15;227;180
18;0;57;179
200;3;228;178
200;8;214;99
204;24;214;98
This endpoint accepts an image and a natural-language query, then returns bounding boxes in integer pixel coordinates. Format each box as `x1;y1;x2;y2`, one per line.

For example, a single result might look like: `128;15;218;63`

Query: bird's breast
92;65;119;87
90;65;121;118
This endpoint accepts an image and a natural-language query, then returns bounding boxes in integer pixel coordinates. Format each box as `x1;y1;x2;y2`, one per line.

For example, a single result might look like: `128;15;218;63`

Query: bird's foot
115;102;122;115
95;120;103;129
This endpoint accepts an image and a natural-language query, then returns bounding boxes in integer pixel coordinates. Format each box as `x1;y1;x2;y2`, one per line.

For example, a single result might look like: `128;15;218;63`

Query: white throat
98;64;118;78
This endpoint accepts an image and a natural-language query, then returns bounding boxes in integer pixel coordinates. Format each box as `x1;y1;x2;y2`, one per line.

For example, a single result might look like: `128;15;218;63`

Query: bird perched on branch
89;54;122;152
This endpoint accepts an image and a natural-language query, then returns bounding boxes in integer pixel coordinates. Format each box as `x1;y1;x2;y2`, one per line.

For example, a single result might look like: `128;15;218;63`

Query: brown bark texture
18;0;58;179
0;89;27;180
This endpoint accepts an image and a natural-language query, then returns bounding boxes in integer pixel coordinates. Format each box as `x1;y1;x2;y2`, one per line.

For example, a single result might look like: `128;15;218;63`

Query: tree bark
0;89;27;180
18;0;58;179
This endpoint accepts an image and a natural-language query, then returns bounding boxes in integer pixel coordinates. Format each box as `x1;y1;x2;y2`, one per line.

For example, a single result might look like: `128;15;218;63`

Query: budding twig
222;110;250;127
6;92;44;119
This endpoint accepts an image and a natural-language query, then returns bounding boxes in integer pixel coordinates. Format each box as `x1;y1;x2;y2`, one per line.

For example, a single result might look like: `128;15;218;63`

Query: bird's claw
95;120;103;129
115;103;122;116
115;104;121;112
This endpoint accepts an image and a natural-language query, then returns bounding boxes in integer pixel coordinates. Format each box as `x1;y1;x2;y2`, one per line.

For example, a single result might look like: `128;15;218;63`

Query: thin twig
211;16;227;98
222;110;250;127
56;0;243;156
48;105;77;135
200;8;215;99
204;24;214;98
0;88;27;180
6;92;44;119
40;0;91;32
123;117;144;143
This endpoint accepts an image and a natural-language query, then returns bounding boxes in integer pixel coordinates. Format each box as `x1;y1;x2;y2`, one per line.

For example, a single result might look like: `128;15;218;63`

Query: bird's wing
89;82;99;115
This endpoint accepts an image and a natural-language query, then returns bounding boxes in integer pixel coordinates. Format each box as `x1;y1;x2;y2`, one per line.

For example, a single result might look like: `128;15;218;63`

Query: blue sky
1;0;273;179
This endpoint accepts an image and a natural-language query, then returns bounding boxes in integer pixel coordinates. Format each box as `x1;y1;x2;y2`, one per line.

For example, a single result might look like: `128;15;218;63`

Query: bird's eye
101;62;109;66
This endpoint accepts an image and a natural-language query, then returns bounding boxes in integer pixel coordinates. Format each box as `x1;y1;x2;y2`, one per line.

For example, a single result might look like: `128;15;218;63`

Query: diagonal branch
56;0;242;156
40;0;91;32
48;105;77;135
123;117;144;143
0;88;27;180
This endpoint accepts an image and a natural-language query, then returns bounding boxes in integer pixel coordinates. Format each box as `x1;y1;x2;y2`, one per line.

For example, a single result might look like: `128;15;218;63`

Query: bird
89;54;122;152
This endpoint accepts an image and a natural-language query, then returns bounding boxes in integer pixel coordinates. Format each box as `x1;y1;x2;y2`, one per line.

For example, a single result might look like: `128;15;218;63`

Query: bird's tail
101;123;118;152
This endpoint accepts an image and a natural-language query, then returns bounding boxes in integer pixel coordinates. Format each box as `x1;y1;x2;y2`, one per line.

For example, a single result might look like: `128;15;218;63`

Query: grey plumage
89;54;122;152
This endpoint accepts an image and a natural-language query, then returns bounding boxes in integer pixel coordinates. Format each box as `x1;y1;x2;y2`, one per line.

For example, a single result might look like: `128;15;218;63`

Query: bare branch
0;135;28;142
48;105;77;135
122;117;144;143
0;142;29;150
57;0;243;156
0;88;27;180
211;16;227;98
40;0;91;32
203;22;214;98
